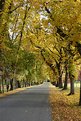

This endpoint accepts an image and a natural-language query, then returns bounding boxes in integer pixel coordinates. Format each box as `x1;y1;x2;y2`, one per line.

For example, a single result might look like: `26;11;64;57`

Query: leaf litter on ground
49;87;81;121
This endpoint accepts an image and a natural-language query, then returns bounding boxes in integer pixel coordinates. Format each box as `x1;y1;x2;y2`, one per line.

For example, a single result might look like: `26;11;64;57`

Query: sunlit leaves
0;0;81;86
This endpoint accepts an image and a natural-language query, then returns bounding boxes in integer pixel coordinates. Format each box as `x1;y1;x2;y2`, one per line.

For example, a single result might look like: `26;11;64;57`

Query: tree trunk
56;59;63;88
76;43;81;105
25;81;27;87
63;76;68;90
17;81;21;88
63;64;68;90
0;84;1;93
58;69;63;88
79;80;81;106
29;80;31;86
59;75;63;88
2;76;4;93
0;0;5;11
68;75;75;95
22;80;24;87
6;84;9;92
70;79;74;94
10;79;13;90
68;57;75;95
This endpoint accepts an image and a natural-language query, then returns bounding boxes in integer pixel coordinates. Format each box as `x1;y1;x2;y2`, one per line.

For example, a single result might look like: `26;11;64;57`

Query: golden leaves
50;88;81;121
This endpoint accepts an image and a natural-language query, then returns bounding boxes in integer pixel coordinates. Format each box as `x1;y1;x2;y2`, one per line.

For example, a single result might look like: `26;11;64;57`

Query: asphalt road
0;82;52;121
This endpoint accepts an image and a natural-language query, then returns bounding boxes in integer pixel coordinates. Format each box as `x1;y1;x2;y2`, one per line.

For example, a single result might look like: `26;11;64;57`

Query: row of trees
0;0;47;92
0;0;81;105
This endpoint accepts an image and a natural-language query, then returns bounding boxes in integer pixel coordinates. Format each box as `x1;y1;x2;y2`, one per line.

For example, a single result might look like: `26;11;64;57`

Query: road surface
0;82;52;121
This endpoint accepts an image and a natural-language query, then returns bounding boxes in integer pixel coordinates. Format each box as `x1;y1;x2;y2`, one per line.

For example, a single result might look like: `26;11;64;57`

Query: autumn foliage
50;87;81;121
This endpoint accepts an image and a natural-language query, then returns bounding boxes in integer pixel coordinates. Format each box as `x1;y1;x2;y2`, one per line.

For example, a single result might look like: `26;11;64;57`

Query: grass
50;86;81;121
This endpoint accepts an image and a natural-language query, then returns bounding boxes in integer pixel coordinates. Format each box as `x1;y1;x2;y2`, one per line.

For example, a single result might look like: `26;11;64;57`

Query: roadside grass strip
50;87;81;121
0;87;31;98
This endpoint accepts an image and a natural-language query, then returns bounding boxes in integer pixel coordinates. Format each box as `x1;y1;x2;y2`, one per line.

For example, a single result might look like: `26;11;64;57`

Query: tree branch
9;3;24;14
44;5;68;38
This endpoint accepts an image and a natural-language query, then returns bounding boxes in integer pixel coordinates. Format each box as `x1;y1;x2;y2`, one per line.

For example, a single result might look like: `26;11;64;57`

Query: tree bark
58;71;63;88
68;58;75;95
17;81;21;88
70;79;74;94
63;62;68;90
0;84;1;93
2;76;4;93
10;79;13;90
0;0;5;11
79;80;81;105
56;62;63;88
68;75;75;95
76;43;81;105
6;84;9;92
